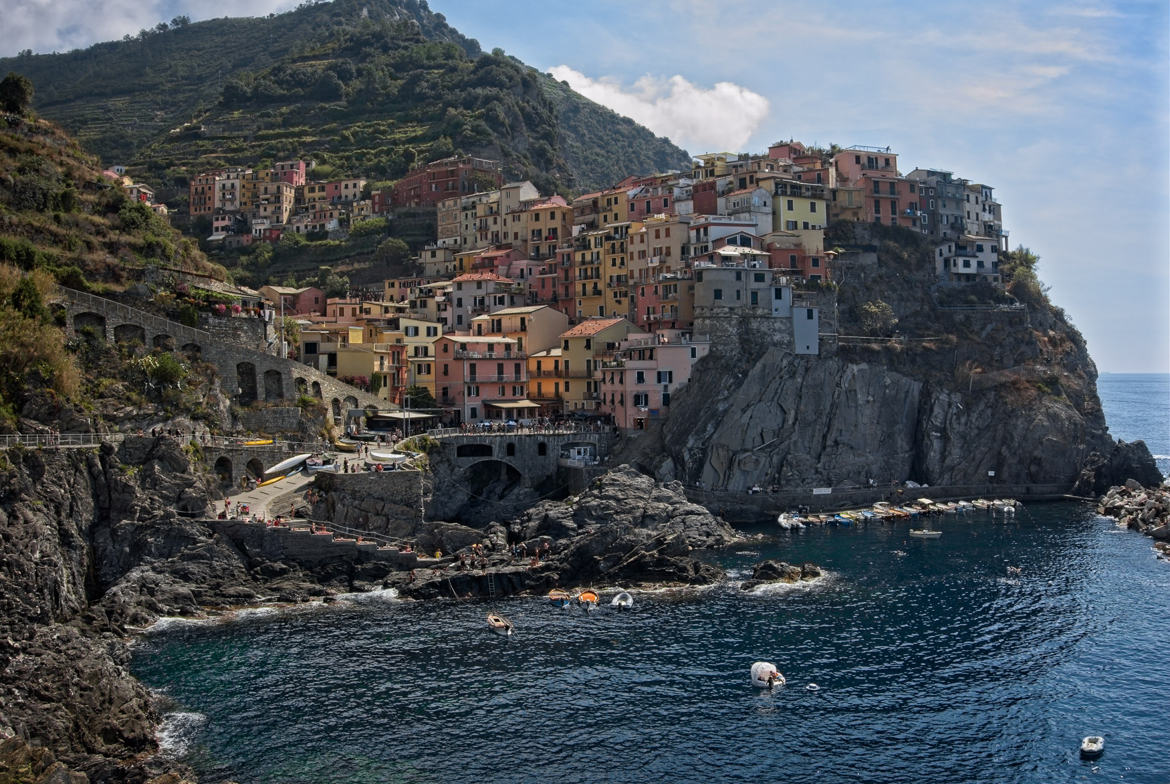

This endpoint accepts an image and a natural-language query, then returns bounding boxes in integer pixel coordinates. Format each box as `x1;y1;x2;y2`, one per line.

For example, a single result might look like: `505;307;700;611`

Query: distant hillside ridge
1;0;691;193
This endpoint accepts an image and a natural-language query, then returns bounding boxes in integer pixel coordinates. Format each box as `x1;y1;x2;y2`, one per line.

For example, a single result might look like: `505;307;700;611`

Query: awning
486;399;541;409
372;411;436;420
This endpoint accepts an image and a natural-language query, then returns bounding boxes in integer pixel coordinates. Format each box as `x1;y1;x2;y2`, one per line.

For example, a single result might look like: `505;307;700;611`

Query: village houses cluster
188;141;1009;430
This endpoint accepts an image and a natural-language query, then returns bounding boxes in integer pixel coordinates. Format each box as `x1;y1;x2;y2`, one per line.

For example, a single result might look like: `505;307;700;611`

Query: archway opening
237;362;257;405
245;458;265;479
152;334;175;351
263;369;284;402
214;456;233;484
114;323;146;348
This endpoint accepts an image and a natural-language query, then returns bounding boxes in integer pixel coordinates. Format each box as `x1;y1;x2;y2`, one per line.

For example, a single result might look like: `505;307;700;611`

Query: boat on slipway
486;613;513;637
266;453;312;476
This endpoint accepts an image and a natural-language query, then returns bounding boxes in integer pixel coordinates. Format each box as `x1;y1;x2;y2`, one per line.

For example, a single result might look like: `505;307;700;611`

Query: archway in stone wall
451;459;525;525
263;369;284;402
344;395;359;411
245;458;265;479
237;362;257;405
295;377;308;397
311;381;323;399
152;334;175;351
456;443;493;458
331;398;341;421
113;323;146;347
214;456;233;484
73;312;106;340
182;343;202;358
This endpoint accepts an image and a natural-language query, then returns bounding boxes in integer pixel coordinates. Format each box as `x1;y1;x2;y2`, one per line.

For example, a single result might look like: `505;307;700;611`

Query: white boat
265;453;312;476
750;661;785;689
777;513;805;530
1080;735;1104;758
909;529;942;538
369;450;409;466
486;613;513;637
610;591;634;609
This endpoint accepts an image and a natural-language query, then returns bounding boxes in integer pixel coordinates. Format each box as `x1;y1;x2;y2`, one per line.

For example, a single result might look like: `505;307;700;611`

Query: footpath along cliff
626;224;1159;495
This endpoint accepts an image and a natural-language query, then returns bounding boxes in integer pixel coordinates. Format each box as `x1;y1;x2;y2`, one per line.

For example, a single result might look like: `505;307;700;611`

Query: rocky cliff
627;224;1158;493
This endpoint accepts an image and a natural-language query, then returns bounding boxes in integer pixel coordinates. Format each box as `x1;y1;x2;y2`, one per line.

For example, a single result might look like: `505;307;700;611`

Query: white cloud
549;65;769;154
3;0;297;56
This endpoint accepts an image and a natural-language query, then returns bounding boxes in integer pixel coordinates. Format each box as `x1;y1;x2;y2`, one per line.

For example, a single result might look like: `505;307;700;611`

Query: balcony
454;350;524;359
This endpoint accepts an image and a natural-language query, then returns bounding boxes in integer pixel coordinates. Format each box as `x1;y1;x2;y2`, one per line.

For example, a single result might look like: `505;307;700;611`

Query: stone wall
210;519;419;569
235;406;309;434
312;469;428;536
199;313;272;352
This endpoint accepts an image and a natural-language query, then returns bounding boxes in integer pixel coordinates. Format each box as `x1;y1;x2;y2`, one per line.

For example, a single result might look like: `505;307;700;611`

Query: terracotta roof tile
560;317;626;337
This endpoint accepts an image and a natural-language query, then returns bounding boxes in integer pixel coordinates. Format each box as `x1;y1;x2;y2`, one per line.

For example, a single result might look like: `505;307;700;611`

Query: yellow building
573;229;606;320
599;186;630;226
601;222;637;320
772;179;829;232
629;214;688;286
557;317;637;412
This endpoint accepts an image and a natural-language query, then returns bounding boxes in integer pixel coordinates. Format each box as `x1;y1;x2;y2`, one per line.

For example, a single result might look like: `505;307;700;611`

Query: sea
131;373;1170;784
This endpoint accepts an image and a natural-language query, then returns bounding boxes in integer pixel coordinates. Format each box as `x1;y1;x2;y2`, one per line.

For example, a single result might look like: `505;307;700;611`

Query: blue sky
5;0;1168;372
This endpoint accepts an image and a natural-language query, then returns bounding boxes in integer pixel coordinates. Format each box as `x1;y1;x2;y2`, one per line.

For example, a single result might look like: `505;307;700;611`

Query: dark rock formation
740;560;823;592
1073;442;1163;496
399;465;739;600
623;225;1153;494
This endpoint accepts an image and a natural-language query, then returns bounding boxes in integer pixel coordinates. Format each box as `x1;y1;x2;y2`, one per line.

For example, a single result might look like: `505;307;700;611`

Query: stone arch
537;442;548;456
505;442;516;457
181;342;202;358
263;369;284;401
237;362;257;405
295;377;308;396
343;395;359;411
331;398;341;421
152;334;175;351
113;323;146;347
311;381;323;399
214;456;233;484
73;311;106;339
456;442;493;458
245;458;265;479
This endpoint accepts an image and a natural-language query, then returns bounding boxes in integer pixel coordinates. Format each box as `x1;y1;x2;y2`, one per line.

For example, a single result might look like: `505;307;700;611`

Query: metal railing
0;432;125;449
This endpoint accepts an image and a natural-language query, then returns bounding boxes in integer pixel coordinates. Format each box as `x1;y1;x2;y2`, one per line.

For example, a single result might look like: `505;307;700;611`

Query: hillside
0;111;224;288
1;0;691;194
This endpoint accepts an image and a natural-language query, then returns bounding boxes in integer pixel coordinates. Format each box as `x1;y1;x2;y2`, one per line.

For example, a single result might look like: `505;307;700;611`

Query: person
434;549;442;559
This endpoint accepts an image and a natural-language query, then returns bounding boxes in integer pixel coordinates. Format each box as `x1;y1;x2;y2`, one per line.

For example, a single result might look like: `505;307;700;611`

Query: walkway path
218;472;315;520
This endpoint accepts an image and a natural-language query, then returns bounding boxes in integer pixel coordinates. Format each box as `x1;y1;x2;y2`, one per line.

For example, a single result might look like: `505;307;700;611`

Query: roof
473;305;548;316
561;318;627;338
451;272;514;283
528;347;562;358
486;400;540;409
442;335;517;344
476;248;516;258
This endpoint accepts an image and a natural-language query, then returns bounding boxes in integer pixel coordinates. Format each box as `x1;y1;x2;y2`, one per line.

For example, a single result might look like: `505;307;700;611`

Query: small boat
909;528;942;538
834;514;852;526
610;591;634;609
266;453;312;476
486;613;513;636
576;590;599;610
777;513;804;530
256;474;285;488
750;661;785;690
548;589;572;608
242;438;274;446
1079;735;1104;758
368;450;409;466
305;460;337;474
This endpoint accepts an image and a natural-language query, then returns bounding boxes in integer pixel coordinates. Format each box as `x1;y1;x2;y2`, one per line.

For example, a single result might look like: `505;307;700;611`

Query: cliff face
632;225;1157;493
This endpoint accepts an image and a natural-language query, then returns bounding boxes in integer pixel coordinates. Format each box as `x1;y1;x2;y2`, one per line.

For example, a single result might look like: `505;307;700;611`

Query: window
636;370;645;384
806;308;814;320
810;201;817;212
754;272;765;283
811;257;820;268
713;288;723;301
584;338;592;350
787;199;794;210
873;200;881;215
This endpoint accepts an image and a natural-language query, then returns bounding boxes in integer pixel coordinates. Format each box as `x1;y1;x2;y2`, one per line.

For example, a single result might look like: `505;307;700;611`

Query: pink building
258;285;325;316
274;160;307;187
627;183;675;221
595;330;711;429
434;335;534;423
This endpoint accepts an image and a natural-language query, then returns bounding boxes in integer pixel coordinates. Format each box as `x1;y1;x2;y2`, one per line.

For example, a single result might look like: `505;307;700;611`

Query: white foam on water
228;606;279;621
742;571;834;596
157;711;207;757
142;616;214;634
336;587;401;603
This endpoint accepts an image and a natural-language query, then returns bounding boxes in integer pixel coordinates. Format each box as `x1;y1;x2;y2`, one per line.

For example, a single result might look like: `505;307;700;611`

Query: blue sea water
131;376;1170;784
1097;373;1169;477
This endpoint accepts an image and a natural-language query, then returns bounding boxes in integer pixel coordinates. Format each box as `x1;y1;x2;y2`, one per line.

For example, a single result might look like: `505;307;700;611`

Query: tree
403;384;436;410
0;72;34;115
858;300;898;336
376;237;410;265
1000;246;1047;307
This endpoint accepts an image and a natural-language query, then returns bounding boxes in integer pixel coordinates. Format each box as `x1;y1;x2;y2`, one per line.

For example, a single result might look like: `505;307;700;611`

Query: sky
4;0;1168;373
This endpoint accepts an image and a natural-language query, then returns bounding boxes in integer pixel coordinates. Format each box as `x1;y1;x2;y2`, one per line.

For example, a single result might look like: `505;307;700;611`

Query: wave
741;571;834;596
336;587;400;603
142;616;215;634
157;711;207;757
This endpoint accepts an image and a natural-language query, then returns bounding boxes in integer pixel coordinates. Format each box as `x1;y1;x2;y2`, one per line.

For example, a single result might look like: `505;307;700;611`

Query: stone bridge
201;438;328;488
424;430;613;522
55;288;385;422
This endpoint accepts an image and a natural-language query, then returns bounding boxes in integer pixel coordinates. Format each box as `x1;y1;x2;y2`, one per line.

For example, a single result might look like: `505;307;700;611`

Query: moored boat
1079;735;1104;758
909;528;942;538
777;512;804;529
576;590;599;610
610;591;634;609
486;613;513;636
548;589;571;608
750;661;785;689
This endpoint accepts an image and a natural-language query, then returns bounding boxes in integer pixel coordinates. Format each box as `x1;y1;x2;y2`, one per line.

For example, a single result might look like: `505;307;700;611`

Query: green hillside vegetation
2;0;690;196
0;111;225;288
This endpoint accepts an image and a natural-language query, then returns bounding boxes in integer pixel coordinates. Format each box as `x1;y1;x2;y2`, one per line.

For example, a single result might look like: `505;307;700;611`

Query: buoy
806;683;820;692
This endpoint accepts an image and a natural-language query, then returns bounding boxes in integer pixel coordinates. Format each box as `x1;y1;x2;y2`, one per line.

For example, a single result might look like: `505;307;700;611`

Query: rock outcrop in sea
740;560;823;592
1097;479;1170;558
